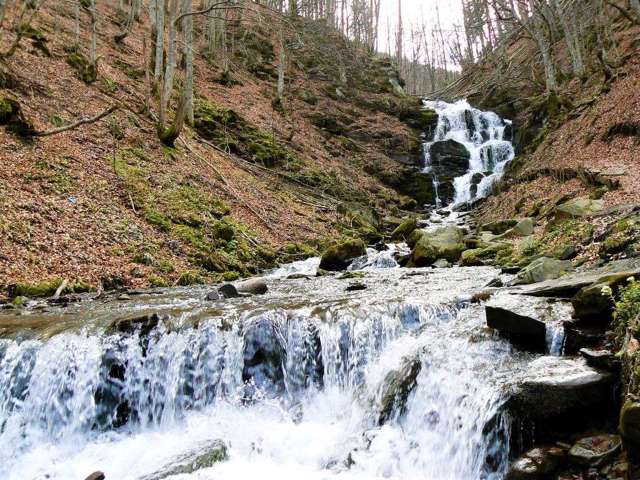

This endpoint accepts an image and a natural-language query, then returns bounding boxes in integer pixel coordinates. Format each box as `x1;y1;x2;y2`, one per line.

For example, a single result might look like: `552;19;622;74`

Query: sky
378;0;464;58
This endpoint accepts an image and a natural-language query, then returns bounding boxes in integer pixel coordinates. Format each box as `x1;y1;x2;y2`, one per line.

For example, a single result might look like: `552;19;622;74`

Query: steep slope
0;3;428;297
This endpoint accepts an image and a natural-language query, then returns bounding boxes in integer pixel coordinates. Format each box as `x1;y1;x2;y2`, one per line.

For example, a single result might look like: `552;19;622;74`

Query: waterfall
0;267;527;480
422;99;515;207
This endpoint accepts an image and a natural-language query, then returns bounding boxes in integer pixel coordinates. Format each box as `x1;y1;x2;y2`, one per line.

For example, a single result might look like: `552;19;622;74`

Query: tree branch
34;104;118;137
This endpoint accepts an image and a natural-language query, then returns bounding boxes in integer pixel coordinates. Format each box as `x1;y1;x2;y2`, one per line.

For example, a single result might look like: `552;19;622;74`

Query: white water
422;99;514;206
0;267;529;480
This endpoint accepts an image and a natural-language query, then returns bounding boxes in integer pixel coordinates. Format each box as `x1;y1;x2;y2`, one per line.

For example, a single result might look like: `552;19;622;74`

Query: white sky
378;0;464;58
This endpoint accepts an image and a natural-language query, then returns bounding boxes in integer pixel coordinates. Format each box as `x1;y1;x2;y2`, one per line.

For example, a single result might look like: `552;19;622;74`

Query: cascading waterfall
0;267;529;480
422;99;515;206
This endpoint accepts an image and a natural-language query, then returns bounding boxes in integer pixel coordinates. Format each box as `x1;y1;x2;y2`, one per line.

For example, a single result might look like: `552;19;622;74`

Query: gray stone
376;356;422;425
235;277;268;295
218;283;240;298
505;446;566;480
85;473;106;480
568;434;622;467
432;259;451;268
510;257;574;286
410;225;465;267
555;197;605;219
485;292;573;351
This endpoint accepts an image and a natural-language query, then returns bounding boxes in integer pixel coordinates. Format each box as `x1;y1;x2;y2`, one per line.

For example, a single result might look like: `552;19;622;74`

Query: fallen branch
34;105;118;137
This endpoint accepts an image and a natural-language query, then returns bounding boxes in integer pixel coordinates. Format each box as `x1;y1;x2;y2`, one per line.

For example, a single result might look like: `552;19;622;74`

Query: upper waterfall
422;100;515;207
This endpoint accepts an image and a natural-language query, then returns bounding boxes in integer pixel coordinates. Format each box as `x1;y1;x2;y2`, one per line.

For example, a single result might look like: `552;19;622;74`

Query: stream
0;101;534;480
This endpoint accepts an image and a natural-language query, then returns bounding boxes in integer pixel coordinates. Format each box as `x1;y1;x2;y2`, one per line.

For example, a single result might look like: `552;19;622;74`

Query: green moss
0;97;13;123
9;279;94;298
148;275;169;288
66;51;97;84
222;271;240;281
176;270;205;286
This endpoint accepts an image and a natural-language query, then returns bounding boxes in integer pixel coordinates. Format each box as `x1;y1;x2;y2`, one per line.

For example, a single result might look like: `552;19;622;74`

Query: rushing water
0;266;532;480
422;100;514;206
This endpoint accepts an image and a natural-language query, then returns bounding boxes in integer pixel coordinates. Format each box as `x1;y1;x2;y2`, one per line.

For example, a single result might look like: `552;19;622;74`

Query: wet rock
218;283;240;298
481;219;518;235
108;313;160;337
485;293;573;351
376;356;422;425
555;198;605;220
319;239;367;271
579;348;620;371
85;473;106;480
507;357;613;437
510;257;574;286
432;258;451;268
142;440;228;479
235;277;268;295
391;218;418;241
205;290;221;301
346;282;367;292
619;398;640;458
429;139;471;204
410;225;465;267
486;277;504;288
571;274;631;323
563;323;606;354
505;446;566;480
568;434;622;467
242;318;286;396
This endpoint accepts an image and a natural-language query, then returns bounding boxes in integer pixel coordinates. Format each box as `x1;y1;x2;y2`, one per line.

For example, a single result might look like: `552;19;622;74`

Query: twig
53;279;68;299
35;105;118;137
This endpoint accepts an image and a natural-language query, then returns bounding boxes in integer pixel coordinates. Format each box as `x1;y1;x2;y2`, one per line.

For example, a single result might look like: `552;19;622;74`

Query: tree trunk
182;0;194;124
160;0;178;130
154;0;165;81
276;29;285;102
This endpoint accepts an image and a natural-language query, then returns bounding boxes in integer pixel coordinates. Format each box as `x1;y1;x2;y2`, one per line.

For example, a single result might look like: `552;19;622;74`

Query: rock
563;324;606;354
429;139;471;204
85;473;106;480
391;218;418;241
505;446;566;480
410;225;465;267
620;398;640;458
485;293;573;351
510;257;574;286
376;356;422;425
507;357;613;434
218;283;240;298
568;435;622;467
571;274;630;323
108;313;160;337
242;318;286;396
579;348;620;371
555;197;605;220
235;277;268;295
482;219;518;235
499;218;535;238
486;277;504;288
337;202;382;230
319;239;367;271
346;282;367;291
514;258;640;297
143;440;228;479
432;259;451;268
552;245;577;261
205;290;221;301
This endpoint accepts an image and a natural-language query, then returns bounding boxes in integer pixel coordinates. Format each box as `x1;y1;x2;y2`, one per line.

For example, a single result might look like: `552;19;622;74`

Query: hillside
0;2;431;297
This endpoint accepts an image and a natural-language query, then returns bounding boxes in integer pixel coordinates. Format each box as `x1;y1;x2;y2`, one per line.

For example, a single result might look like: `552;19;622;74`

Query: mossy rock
319;239;366;271
391;218;418;241
620;398;640;457
7;279;94;298
511;257;574;285
67;51;97;84
308;112;348;135
481;219;518;235
337;202;381;230
0;96;35;136
297;90;319;105
410;225;465;267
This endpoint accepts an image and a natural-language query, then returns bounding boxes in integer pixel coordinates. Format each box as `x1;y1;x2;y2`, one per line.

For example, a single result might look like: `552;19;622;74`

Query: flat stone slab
486;292;573;352
512;258;640;297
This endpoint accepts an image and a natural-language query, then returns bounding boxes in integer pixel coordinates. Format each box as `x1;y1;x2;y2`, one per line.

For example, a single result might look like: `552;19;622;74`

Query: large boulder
410;225;465;267
571;273;631;323
497;218;535;239
507;357;613;440
337;202;382;230
510;257;573;286
319;239;367;271
428;139;471;204
620;398;640;458
485;292;573;352
555;198;605;220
